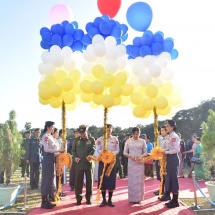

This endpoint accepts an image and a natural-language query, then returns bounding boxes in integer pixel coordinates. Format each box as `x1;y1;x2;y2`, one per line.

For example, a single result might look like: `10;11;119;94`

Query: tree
24;122;32;131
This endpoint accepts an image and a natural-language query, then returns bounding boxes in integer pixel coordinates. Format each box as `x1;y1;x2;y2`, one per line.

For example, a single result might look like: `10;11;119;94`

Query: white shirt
165;131;180;154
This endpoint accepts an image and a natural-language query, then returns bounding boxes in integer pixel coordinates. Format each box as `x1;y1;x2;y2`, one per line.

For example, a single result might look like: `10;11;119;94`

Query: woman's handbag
190;156;202;164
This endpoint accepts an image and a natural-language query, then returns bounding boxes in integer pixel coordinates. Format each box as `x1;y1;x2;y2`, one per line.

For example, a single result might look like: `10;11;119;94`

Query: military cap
78;124;88;133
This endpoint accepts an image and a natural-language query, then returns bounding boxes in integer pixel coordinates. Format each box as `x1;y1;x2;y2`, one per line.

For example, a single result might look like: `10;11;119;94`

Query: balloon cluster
79;35;134;108
126;30;178;60
40;20;87;51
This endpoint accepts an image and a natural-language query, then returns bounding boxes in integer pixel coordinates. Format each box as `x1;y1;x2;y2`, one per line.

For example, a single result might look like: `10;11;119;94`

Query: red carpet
27;177;207;215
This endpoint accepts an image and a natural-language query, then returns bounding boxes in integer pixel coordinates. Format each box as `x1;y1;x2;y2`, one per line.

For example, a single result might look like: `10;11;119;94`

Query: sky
0;0;215;131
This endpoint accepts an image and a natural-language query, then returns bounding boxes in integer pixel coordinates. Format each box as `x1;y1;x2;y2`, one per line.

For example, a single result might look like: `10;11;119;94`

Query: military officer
72;125;96;205
26;128;43;189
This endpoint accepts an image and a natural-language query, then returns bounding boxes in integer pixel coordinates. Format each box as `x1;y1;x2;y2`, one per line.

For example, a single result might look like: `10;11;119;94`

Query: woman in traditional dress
123;127;147;204
96;124;119;207
40;121;63;209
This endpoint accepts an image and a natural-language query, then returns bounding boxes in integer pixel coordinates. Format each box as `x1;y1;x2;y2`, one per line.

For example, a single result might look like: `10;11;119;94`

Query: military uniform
26;137;43;189
20;138;30;177
72;134;95;203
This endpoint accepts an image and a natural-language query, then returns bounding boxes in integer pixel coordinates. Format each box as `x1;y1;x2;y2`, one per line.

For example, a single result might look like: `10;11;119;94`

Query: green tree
24;122;32;131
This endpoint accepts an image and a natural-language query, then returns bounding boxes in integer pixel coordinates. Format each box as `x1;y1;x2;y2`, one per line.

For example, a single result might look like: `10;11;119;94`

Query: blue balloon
139;46;151;57
141;34;152;46
122;33;128;42
63;34;74;46
144;30;153;37
40;41;51;50
99;21;112;35
133;37;142;47
126;2;153;32
111;26;122;39
42;32;52;44
74;29;84;41
170;49;178;60
126;45;133;55
51;34;62;46
65;24;75;35
162;39;174;52
156;31;164;37
102;15;110;20
93;17;103;28
153;32;164;44
116;38;121;45
81;34;92;46
71;21;78;30
61;20;69;27
88;27;100;39
71;41;83;51
151;43;163;55
86;22;94;32
109;20;117;28
51;24;64;36
40;27;50;36
120;24;128;36
130;46;140;58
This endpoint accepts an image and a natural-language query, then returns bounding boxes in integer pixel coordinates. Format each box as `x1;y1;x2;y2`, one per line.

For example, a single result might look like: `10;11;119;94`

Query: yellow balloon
44;75;56;87
120;96;130;106
130;92;143;105
38;81;47;89
91;81;104;94
142;98;154;111
155;96;168;110
90;102;99;109
102;73;114;87
68;69;81;82
102;95;114;108
39;97;50;105
157;105;171;116
83;75;95;82
50;84;62;97
81;93;93;103
109;85;123;97
38;87;52;100
122;84;134;96
145;84;158;99
133;106;146;118
63;92;76;104
169;93;182;106
54;70;67;83
67;103;76;111
142;111;152;119
160;82;174;96
113;97;121;106
50;98;62;108
61;78;73;92
92;65;105;80
80;80;92;93
93;93;104;105
114;71;128;85
73;82;81;94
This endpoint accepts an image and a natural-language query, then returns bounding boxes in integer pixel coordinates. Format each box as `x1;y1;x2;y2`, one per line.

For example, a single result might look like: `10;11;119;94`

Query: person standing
40;121;63;209
120;133;130;178
160;120;180;209
20;131;31;177
123;127;147;203
72;125;95;205
177;133;186;178
96;124;119;207
26;128;43;190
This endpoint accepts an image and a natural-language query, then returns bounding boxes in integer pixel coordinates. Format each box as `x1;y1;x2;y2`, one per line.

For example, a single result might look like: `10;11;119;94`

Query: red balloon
97;0;121;18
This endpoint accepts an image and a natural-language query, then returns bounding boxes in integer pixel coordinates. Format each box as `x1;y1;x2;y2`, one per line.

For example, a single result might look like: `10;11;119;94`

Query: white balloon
46;63;56;74
50;45;61;54
86;44;94;52
142;55;156;67
84;51;97;62
104;36;116;49
159;52;171;62
94;44;106;57
117;59;126;70
152;77;163;87
96;57;106;66
132;64;145;76
61;46;72;58
82;63;93;74
41;51;51;63
161;68;174;81
64;59;76;71
92;34;104;45
149;65;161;78
106;61;118;73
38;63;47;74
139;73;152;86
116;45;126;57
51;53;64;67
106;48;118;61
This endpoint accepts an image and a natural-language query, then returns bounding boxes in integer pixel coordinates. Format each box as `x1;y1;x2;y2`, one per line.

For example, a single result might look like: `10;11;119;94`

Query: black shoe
60;192;67;197
76;201;81;205
154;190;159;195
119;175;123;179
30;187;34;190
86;200;92;205
108;200;115;207
165;200;173;206
49;196;56;202
99;200;107;207
167;201;179;208
47;201;56;207
159;194;171;201
71;187;75;191
41;202;53;209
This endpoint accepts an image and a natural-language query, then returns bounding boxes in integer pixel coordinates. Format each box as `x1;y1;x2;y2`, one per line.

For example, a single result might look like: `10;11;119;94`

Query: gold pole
62;100;66;150
153;106;159;147
104;107;108;151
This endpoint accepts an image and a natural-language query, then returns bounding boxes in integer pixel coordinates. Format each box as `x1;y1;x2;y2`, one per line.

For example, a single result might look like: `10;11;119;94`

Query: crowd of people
14;119;211;210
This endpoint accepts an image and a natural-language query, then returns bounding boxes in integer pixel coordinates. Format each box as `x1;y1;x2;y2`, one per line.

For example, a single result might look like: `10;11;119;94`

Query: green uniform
72;136;95;202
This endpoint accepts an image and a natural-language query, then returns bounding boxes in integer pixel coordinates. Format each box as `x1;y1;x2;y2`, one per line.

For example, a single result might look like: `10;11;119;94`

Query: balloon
139;46;151;57
40;27;50;36
126;2;152;32
71;21;78;29
92;34;105;45
44;74;56;86
120;24;128;36
142;98;154;111
80;80;92;93
73;82;81;94
91;81;104;94
64;59;75;71
71;41;83;51
170;49;179;60
151;43;163;55
50;98;62;108
54;70;67;82
63;92;76;104
157;105;171;116
93;93;104;105
155;96;168;110
161;68;174;81
109;85;123;97
50;84;62;97
120;96;130;106
133;37;142;46
65;23;75;35
130;46;140;59
102;95;114;108
145;84;158;98
81;34;92;46
106;61;118;73
63;34;73;46
99;21;112;35
130;92;143;105
97;0;121;18
113;97;121;106
74;29;84;41
141;33;153;46
133;106;146;118
51;53;64;67
68;69;81;81
104;36;116;48
61;78;73;91
148;65;161;78
114;72;127;85
111;26;122;39
153;32;164;44
122;83;134;96
39;87;52;100
92;65;105;79
94;44;106;57
39;97;50;105
162;39;174;52
51;24;64;36
139;73;152;86
41;32;52;44
88;27;100;39
49;4;73;24
161;82;173;96
51;34;62;46
102;73;114;87
81;93;93;103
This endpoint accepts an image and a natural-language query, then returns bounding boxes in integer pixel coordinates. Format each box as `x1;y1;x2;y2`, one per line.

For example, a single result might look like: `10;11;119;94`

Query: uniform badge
78;141;81;145
86;140;91;145
44;137;48;142
172;138;176;142
97;140;101;145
